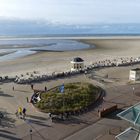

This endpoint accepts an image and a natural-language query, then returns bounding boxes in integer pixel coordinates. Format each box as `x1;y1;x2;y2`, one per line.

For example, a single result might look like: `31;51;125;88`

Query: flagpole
63;83;65;120
63;93;64;120
60;83;65;120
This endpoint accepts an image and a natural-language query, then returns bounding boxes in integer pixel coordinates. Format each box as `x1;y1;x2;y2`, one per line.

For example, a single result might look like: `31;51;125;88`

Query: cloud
0;0;140;24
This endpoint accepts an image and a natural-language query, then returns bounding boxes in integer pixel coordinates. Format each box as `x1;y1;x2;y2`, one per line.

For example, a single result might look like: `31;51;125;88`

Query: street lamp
132;87;135;93
30;129;32;140
132;87;135;104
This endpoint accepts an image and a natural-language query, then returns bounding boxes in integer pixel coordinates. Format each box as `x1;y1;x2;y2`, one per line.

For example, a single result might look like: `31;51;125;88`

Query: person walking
12;86;14;91
18;107;22;119
26;97;29;103
15;109;18;118
22;108;27;120
49;112;51;118
45;86;47;91
31;84;34;90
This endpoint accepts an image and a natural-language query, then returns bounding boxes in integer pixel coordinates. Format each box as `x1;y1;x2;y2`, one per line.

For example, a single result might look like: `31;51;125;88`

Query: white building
71;57;84;71
129;68;140;81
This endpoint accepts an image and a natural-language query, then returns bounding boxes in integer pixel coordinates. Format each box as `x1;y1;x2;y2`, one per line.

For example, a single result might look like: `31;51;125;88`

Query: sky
0;0;140;25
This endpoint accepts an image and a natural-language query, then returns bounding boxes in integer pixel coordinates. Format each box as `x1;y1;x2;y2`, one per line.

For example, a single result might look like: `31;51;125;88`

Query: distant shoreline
1;35;140;40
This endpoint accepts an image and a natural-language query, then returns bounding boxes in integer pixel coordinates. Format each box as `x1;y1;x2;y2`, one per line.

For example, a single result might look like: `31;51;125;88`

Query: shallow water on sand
0;39;92;61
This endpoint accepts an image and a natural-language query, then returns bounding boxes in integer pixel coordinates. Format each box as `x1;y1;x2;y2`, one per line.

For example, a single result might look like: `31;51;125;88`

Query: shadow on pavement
14;90;30;93
52;116;93;125
103;109;124;120
0;111;16;128
26;118;52;127
0;130;15;135
0;133;21;140
0;91;13;97
27;114;49;121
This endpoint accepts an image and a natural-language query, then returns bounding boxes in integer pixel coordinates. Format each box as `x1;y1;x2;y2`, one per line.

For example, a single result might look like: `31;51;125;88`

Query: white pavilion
70;57;84;71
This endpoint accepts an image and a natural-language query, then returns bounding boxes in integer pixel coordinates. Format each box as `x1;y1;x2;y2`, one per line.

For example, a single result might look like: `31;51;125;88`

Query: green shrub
36;82;101;113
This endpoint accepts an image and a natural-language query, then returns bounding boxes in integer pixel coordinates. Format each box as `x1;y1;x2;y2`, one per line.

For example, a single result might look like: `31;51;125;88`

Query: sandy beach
0;37;140;77
0;37;140;140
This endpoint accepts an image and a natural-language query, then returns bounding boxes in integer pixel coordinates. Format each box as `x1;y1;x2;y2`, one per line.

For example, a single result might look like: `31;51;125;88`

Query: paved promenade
0;74;139;140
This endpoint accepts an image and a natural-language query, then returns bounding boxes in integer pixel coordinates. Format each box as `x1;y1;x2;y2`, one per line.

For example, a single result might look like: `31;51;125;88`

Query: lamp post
60;83;65;120
30;129;32;140
63;94;65;120
132;87;135;104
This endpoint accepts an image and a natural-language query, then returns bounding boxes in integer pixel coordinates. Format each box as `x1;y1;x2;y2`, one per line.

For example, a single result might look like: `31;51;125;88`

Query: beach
0;36;140;140
0;37;140;77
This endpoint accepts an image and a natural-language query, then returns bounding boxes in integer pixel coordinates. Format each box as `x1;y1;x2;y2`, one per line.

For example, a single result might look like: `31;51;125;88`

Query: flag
59;84;64;93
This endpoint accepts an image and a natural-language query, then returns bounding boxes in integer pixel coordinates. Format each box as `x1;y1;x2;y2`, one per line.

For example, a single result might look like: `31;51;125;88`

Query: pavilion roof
118;102;140;126
116;127;140;140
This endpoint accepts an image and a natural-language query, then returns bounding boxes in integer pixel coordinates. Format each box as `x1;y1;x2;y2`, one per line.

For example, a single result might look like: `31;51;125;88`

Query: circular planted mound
36;82;101;114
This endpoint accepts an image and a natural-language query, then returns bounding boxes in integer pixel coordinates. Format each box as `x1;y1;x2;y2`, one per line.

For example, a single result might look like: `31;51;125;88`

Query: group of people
15;107;27;120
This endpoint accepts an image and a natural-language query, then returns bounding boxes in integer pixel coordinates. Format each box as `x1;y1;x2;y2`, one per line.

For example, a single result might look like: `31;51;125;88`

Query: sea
1;22;140;61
